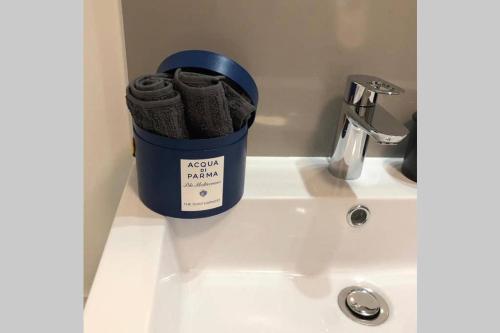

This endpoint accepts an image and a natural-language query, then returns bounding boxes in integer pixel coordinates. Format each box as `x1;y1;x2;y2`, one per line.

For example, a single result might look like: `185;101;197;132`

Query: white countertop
244;157;416;199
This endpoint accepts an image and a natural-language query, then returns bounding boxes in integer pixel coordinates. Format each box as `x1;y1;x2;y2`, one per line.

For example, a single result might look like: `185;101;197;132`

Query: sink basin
84;157;416;333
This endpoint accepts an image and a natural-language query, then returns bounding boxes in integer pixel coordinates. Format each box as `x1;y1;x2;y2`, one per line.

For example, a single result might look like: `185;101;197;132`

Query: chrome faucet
328;75;409;179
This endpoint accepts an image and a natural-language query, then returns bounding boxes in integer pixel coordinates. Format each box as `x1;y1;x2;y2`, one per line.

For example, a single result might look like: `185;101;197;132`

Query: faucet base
328;161;363;180
328;107;368;180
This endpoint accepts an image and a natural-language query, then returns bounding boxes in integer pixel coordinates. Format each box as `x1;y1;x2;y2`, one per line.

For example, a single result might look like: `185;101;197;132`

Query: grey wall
122;0;416;157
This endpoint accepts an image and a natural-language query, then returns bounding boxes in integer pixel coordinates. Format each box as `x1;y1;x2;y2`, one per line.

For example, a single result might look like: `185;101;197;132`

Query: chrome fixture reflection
329;75;409;179
338;286;390;326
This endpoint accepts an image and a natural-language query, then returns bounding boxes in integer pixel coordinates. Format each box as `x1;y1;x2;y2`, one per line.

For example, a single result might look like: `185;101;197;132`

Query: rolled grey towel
174;69;234;138
221;80;256;130
126;74;189;139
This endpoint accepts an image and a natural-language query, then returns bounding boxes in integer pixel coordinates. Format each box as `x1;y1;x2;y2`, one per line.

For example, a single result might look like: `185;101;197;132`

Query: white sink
84;157;416;333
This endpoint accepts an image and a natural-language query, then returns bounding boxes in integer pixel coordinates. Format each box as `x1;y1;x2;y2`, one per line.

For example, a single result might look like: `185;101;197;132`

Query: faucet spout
328;75;409;180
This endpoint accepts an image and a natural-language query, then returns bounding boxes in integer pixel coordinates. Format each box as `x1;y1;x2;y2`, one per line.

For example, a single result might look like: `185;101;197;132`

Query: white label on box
180;156;224;211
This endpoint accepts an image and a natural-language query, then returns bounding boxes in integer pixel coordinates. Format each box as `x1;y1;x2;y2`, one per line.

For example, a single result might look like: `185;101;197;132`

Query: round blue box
133;50;258;218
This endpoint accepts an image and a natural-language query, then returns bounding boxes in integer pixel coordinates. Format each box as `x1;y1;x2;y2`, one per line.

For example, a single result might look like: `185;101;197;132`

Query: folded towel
174;69;234;138
221;80;256;130
126;74;189;139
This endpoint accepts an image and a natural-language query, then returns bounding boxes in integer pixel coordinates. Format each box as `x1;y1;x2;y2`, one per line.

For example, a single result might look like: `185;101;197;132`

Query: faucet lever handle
344;75;404;107
344;104;409;145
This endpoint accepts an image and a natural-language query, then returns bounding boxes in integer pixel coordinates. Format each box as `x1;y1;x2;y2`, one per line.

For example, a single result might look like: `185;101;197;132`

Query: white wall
84;0;132;297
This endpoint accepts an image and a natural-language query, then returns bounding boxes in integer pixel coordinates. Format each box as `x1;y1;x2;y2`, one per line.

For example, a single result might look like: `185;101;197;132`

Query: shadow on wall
310;96;344;157
120;0;416;157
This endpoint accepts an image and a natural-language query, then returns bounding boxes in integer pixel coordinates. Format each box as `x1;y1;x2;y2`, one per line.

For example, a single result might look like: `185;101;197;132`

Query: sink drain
346;205;370;227
338;286;389;326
